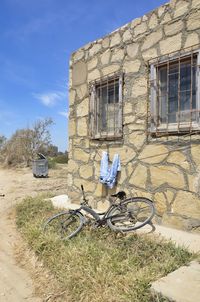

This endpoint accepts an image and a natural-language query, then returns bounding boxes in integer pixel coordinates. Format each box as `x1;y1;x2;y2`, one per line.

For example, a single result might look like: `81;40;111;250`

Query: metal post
106;75;109;138
114;75;116;137
190;52;193;133
177;53;181;133
156;58;160;135
166;57;170;136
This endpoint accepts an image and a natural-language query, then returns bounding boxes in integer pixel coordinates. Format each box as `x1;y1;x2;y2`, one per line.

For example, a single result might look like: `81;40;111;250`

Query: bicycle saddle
111;191;126;200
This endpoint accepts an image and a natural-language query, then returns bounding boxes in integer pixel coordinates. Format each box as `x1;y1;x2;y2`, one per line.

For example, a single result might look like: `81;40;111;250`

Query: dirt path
0;166;68;302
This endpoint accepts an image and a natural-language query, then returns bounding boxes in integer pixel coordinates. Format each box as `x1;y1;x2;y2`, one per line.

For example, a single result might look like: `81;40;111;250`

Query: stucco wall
68;0;200;232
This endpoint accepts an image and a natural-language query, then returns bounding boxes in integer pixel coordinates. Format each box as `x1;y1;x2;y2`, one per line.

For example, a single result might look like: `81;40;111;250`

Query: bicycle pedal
84;218;90;225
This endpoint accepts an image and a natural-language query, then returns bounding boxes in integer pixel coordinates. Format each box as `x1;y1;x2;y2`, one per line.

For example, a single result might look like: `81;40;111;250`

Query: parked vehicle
43;185;155;240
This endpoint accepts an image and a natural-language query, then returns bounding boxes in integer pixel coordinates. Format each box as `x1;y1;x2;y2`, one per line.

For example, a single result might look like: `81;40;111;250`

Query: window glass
96;80;119;134
157;57;197;125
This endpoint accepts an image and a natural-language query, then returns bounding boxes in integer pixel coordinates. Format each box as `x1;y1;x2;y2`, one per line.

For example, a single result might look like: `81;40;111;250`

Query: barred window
150;50;200;134
89;73;123;139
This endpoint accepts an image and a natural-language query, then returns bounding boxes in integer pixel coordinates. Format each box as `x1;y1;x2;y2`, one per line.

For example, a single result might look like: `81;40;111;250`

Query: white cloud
33;91;66;107
58;110;69;118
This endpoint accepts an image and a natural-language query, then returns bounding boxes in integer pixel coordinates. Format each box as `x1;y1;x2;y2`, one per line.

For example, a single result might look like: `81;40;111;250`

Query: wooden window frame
149;50;200;135
89;73;123;140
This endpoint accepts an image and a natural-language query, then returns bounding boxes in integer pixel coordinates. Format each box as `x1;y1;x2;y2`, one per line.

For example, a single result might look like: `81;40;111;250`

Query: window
150;51;200;134
89;73;123;139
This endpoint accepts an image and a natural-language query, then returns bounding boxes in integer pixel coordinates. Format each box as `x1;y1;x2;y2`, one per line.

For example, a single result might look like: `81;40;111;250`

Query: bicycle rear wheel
107;197;155;232
43;211;84;239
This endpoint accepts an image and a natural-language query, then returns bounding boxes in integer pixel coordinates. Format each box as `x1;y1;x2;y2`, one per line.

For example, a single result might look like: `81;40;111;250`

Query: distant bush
52;154;68;164
48;158;57;169
47;154;68;169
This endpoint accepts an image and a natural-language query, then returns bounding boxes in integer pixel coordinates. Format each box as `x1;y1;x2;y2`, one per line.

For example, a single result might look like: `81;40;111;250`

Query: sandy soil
0;165;68;302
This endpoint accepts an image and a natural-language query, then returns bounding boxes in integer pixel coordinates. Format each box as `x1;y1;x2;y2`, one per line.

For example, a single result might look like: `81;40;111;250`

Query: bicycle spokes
45;213;82;239
127;203;152;223
107;198;155;231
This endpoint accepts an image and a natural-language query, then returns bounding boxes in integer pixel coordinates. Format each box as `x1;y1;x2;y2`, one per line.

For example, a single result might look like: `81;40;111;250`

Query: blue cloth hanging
99;152;121;189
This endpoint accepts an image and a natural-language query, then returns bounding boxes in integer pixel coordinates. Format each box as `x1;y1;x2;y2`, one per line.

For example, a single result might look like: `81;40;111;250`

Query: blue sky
0;0;167;151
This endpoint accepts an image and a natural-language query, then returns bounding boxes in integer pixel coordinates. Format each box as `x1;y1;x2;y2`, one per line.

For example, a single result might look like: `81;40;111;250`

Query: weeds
48;154;68;169
16;196;194;302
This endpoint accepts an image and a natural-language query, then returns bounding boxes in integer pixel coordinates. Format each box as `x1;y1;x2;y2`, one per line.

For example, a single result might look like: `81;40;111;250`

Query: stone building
68;0;200;232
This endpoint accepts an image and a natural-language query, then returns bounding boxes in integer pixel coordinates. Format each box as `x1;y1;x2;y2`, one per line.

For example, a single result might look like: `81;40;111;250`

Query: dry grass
16;196;195;302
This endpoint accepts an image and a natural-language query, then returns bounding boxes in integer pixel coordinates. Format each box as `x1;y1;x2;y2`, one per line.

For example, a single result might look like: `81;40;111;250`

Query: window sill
149;122;200;136
90;132;123;141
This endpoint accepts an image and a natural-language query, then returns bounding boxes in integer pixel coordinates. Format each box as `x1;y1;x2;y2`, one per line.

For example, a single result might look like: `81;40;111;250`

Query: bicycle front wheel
107;197;155;232
43;211;84;240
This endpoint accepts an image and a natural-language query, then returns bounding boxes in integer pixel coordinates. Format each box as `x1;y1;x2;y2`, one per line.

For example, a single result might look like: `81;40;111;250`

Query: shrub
53;154;68;164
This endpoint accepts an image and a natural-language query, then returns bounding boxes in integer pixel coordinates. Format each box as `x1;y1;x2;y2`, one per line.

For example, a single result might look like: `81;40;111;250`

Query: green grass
47;158;57;169
53;154;68;164
16;196;195;302
48;155;68;169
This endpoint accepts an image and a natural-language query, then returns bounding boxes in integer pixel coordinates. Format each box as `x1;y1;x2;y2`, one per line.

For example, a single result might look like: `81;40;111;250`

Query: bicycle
43;185;155;240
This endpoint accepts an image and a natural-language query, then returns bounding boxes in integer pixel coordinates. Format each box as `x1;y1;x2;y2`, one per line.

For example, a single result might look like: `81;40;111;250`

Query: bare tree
0;135;6;163
2;118;54;166
29;118;53;159
0;135;6;150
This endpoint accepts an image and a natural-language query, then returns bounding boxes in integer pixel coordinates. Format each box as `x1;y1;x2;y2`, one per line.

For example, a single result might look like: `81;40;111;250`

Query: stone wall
68;0;200;232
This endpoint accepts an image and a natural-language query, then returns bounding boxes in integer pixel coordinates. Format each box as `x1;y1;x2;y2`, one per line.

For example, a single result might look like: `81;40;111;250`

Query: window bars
89;72;123;140
148;46;200;136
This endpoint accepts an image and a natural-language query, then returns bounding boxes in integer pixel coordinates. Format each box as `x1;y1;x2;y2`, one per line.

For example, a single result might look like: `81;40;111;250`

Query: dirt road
0;166;68;301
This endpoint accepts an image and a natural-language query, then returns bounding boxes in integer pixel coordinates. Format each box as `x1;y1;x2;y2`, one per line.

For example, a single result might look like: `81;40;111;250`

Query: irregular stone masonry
68;0;200;232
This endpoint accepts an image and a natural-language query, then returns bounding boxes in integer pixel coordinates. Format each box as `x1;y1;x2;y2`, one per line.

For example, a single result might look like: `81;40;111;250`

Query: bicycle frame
69;204;125;228
76;203;118;224
77;184;127;225
44;185;155;239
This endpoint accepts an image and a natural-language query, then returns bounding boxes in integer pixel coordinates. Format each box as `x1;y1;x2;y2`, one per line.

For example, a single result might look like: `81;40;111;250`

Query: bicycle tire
43;211;84;240
107;197;155;232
